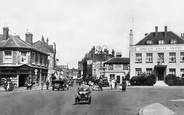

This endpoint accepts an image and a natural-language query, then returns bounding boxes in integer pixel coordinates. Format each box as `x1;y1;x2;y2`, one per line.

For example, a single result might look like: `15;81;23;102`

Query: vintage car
75;86;91;104
52;80;69;91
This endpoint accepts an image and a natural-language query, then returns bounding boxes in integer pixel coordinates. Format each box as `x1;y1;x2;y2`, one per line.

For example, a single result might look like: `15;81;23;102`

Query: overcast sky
1;0;184;68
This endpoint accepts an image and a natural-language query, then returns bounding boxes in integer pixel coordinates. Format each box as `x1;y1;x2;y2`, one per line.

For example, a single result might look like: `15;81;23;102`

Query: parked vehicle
75;86;91;104
52;80;69;91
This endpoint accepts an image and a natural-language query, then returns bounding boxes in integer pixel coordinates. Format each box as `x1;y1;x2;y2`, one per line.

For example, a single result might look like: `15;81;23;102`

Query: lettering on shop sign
136;46;184;52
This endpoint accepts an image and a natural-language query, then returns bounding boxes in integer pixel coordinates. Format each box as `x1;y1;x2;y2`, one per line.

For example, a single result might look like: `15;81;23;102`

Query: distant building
130;26;184;84
0;27;49;87
104;53;129;84
33;35;57;81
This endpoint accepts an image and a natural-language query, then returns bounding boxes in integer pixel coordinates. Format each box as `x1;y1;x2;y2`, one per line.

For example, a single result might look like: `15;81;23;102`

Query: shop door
19;74;28;87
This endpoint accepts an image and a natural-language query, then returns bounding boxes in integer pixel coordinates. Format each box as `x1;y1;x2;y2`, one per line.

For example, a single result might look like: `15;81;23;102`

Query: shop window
135;53;142;63
169;52;176;63
110;74;115;80
180;52;184;62
135;68;142;76
169;68;176;75
146;53;153;63
3;50;13;63
108;64;113;70
116;76;120;83
157;53;164;64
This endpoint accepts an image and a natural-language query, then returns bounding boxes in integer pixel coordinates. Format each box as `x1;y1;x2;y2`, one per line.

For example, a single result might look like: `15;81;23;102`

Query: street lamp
96;45;107;78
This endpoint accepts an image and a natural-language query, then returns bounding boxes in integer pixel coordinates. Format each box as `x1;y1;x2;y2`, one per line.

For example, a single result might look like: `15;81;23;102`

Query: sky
1;0;184;68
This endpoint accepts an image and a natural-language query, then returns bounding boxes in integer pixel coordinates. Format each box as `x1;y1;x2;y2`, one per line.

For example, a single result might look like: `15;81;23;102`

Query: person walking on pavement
41;80;44;90
122;77;126;92
46;80;49;90
98;78;103;91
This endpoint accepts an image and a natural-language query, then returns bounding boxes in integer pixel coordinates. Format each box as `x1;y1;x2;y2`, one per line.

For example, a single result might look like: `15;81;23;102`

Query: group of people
3;78;17;91
110;77;127;91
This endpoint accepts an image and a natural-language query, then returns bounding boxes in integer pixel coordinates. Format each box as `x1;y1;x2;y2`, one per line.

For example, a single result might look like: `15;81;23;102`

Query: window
110;74;115;80
20;51;28;63
4;50;13;63
158;40;165;44
42;55;45;66
135;68;142;76
180;69;184;77
169;68;176;75
180;52;184;62
123;64;129;70
117;76;120;83
170;39;177;44
146;53;153;63
135;53;142;63
37;54;40;65
157;53;164;64
32;52;35;64
169;52;176;63
108;64;113;70
146;40;153;45
146;68;152;75
115;64;121;68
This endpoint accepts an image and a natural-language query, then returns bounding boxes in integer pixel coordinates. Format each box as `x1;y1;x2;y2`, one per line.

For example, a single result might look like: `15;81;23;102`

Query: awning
155;65;167;68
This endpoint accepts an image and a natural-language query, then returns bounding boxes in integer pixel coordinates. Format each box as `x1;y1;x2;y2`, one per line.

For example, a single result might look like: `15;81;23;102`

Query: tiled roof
136;31;184;45
104;57;130;64
33;41;54;54
0;34;48;55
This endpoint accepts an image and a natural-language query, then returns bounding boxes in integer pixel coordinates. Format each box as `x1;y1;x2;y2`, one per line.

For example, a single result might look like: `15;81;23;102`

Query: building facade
104;54;129;84
33;36;56;81
0;27;49;87
130;26;184;81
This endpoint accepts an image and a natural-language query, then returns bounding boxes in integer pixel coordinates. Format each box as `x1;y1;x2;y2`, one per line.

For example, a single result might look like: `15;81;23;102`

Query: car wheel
88;97;91;104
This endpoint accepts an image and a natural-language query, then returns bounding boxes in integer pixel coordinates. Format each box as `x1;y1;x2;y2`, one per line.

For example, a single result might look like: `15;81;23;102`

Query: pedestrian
111;78;115;89
46;80;50;90
98;78;103;91
41;80;44;90
122;77;127;92
115;79;117;89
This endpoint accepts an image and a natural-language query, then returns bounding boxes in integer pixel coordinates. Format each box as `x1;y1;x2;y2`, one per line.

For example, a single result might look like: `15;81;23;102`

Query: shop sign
136;46;184;52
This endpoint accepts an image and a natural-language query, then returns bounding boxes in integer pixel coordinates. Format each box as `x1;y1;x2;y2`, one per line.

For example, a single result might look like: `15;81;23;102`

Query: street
0;85;184;115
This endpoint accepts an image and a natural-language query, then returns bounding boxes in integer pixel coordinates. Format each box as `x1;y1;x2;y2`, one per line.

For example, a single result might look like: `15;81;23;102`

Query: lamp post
96;45;107;78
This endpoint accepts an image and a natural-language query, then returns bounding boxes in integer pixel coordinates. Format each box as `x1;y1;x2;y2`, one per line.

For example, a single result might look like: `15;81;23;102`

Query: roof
104;57;130;64
136;31;184;45
0;34;48;55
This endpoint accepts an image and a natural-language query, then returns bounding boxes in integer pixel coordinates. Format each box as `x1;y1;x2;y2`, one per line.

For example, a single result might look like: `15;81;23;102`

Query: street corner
138;102;176;115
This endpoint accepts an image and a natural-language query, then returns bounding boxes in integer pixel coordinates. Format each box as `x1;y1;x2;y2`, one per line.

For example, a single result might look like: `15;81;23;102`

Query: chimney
41;35;45;43
2;27;9;40
155;26;158;37
25;32;33;45
164;26;167;38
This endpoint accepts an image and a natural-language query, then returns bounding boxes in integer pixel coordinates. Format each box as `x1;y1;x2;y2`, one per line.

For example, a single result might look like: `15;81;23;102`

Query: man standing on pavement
41;80;44;90
46;80;49;90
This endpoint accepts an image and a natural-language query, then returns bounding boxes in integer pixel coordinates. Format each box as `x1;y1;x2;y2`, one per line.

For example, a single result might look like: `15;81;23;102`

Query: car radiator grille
81;94;85;98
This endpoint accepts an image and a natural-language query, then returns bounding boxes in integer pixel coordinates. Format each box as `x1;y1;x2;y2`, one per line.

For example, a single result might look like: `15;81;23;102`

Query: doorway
19;74;28;87
157;68;165;80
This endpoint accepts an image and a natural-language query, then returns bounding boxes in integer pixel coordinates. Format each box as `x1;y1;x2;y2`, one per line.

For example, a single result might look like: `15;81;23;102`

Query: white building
104;55;129;84
130;26;184;85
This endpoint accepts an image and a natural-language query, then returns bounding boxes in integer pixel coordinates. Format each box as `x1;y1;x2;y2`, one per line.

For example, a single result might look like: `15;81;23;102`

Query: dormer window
158;40;165;44
146;40;153;45
170;39;177;44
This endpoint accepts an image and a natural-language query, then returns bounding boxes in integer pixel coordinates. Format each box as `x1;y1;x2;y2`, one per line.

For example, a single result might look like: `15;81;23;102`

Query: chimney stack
25;32;33;45
2;27;9;40
46;37;49;45
164;26;167;38
112;49;115;57
155;26;158;37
